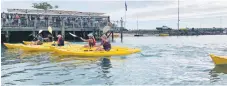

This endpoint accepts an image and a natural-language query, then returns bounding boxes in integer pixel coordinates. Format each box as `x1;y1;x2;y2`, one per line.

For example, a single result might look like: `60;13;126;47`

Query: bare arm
43;38;49;41
96;43;102;47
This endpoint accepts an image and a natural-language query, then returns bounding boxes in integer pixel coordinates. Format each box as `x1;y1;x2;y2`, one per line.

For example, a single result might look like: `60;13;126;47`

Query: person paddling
43;34;53;42
32;33;43;45
57;35;64;46
80;34;96;48
96;35;111;51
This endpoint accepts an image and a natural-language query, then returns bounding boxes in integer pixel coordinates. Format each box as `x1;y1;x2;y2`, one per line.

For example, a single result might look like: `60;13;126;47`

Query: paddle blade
39;30;43;34
69;32;77;37
103;26;111;33
48;26;52;34
29;33;33;36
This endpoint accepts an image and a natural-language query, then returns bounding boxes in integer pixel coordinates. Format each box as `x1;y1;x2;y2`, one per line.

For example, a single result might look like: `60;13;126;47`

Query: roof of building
6;9;106;16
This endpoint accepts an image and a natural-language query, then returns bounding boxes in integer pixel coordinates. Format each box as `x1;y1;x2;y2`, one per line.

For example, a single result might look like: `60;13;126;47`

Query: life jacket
15;15;20;19
88;38;96;46
57;37;64;46
92;38;96;45
101;40;111;50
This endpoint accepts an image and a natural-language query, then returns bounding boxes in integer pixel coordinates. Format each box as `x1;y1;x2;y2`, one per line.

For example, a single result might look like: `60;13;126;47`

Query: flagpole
124;1;126;29
178;0;179;30
125;10;126;28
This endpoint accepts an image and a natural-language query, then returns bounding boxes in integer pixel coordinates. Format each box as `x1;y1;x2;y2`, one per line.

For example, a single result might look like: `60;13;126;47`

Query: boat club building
1;9;110;42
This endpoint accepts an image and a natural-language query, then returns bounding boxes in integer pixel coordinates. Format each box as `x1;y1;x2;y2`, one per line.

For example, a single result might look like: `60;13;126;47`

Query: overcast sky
1;0;227;29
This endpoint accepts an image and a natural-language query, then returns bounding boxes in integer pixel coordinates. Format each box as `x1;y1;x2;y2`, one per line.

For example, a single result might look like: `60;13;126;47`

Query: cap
57;35;62;38
101;34;107;39
87;34;93;37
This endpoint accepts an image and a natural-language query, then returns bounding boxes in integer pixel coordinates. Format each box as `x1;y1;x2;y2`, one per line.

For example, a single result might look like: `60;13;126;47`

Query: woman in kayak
57;35;64;46
32;33;43;45
96;35;111;51
80;34;96;48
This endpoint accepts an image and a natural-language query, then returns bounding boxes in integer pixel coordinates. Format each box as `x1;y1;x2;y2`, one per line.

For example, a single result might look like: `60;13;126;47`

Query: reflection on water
2;35;227;85
213;65;227;74
209;65;227;83
100;58;112;72
99;57;113;85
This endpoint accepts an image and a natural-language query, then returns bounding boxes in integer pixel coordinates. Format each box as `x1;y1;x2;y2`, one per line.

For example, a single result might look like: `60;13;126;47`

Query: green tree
32;2;58;10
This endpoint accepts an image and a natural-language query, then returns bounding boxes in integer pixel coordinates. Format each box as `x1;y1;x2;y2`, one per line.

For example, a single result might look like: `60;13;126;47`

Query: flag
125;1;127;11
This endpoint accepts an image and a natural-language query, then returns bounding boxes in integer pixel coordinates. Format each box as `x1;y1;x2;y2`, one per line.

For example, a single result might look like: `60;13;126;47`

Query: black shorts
104;48;111;51
58;44;64;46
89;42;95;47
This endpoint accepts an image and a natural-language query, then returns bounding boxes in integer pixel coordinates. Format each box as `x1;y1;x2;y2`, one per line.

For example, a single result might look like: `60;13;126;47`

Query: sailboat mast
137;15;138;35
136;16;139;30
178;0;179;30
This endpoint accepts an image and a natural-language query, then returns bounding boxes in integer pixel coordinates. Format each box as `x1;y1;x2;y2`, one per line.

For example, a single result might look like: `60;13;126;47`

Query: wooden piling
120;17;123;43
33;18;37;37
111;31;114;42
61;18;65;40
6;31;10;42
83;29;86;38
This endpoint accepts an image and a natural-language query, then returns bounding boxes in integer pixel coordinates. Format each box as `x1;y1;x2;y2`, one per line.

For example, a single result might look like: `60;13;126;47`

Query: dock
1;9;111;42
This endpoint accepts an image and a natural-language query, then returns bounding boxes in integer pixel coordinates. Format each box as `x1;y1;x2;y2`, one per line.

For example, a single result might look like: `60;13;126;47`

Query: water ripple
2;35;227;85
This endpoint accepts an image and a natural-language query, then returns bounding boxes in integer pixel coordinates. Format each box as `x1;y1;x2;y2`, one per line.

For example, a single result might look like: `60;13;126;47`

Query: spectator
48;16;52;26
2;12;7;26
40;15;45;27
8;14;13;26
20;14;26;26
45;16;48;27
25;14;29;26
30;15;35;27
36;15;40;27
1;12;108;29
18;17;21;26
56;16;61;27
15;13;20;26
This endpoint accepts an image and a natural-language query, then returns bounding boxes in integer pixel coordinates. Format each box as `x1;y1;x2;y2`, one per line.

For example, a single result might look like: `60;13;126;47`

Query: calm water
1;35;227;85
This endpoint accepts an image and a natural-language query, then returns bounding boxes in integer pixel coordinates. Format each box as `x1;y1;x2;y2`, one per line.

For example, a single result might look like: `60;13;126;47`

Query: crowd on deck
1;12;109;28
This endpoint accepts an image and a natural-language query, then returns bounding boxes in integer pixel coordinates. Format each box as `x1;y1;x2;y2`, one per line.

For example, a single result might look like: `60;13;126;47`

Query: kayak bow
209;54;227;65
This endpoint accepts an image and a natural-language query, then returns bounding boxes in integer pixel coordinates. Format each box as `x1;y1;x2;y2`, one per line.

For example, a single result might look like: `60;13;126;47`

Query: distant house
156;26;172;30
223;28;227;34
110;27;128;32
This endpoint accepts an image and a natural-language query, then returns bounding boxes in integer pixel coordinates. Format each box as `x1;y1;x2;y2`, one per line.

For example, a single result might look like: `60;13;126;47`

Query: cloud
2;0;227;29
107;0;227;21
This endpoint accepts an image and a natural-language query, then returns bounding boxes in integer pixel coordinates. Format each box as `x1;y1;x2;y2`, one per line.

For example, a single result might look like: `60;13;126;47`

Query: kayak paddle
48;26;53;34
69;32;78;37
69;25;111;38
39;30;43;34
48;26;58;46
102;25;111;34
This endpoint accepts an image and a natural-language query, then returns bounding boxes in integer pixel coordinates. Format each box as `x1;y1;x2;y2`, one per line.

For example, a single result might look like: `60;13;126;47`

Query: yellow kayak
4;43;141;57
20;44;83;52
52;47;141;57
22;41;69;45
113;33;120;38
209;54;227;65
159;33;169;36
51;45;135;52
20;45;51;51
3;43;24;49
